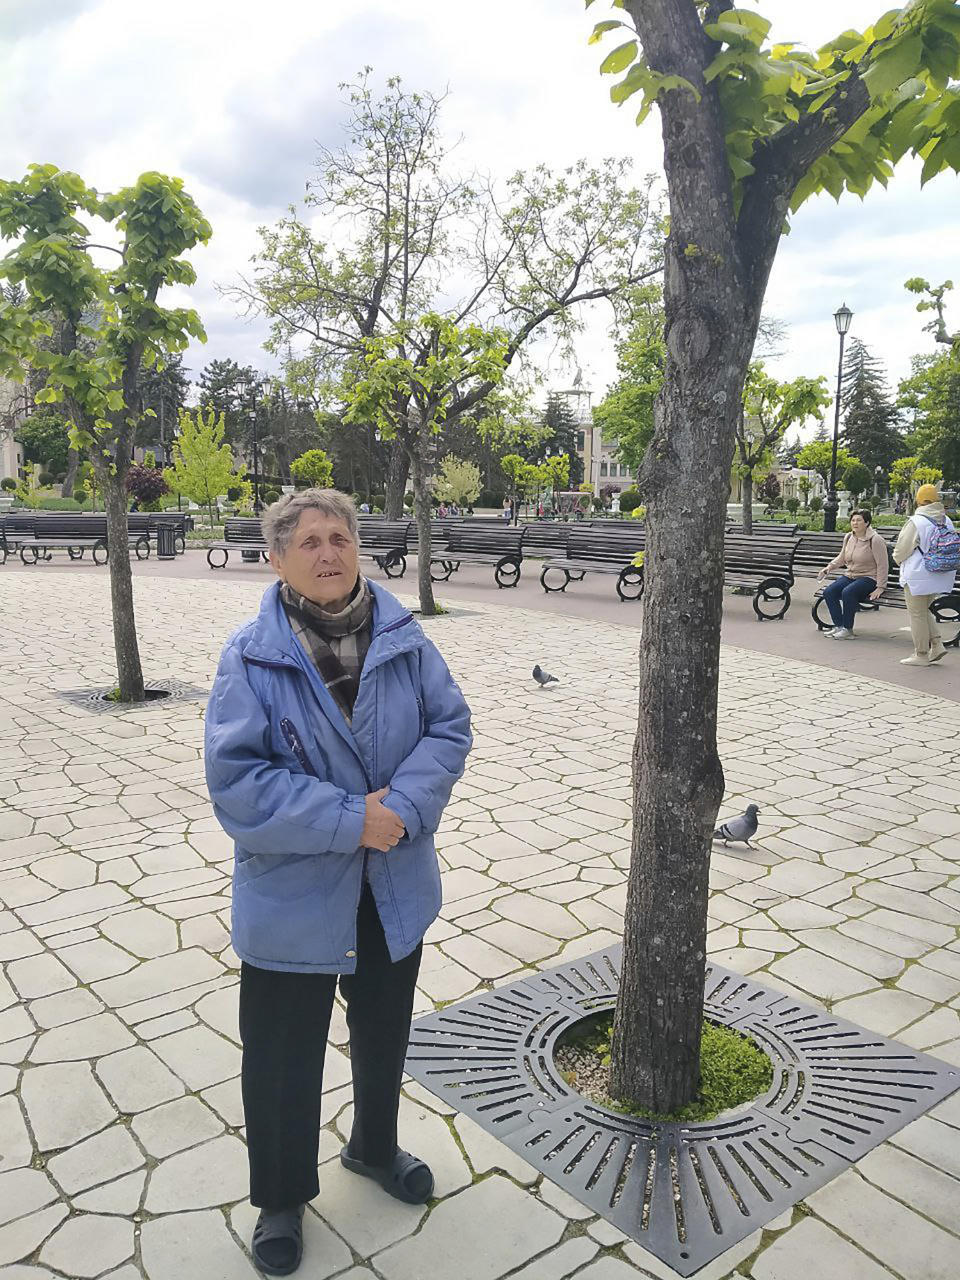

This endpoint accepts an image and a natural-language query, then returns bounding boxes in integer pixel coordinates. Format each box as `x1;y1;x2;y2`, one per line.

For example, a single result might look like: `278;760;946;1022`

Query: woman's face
271;510;360;608
850;513;868;537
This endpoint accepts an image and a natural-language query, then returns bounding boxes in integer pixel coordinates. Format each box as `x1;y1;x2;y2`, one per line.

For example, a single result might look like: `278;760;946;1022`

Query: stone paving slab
0;572;958;1279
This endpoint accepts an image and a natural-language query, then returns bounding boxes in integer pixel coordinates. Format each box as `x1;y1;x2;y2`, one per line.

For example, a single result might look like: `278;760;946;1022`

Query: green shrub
35;496;83;510
73;488;87;504
263;488;281;504
785;497;801;514
226;485;243;502
1;477;16;491
618;487;643;514
809;495;823;513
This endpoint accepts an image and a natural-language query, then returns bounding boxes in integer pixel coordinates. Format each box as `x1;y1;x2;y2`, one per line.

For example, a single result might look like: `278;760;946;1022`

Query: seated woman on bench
816;509;888;639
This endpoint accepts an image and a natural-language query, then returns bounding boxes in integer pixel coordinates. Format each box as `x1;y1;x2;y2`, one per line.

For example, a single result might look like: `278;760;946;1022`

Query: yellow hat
915;483;940;506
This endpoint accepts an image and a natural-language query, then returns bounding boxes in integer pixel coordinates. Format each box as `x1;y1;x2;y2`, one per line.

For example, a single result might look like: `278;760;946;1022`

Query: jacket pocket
235;852;310;897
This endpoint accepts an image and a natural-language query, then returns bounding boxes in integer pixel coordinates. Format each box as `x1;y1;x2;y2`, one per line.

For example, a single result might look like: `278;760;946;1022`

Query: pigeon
713;804;759;848
532;664;559;688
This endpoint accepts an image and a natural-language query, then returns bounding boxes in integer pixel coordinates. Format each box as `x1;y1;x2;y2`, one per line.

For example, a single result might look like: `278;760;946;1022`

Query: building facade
556;379;636;496
0;378;26;483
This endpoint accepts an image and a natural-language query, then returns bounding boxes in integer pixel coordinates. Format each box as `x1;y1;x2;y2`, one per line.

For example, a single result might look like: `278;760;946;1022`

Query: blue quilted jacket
204;579;472;972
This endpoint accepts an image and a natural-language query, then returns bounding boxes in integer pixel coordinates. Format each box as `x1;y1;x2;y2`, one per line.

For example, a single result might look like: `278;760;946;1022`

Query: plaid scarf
280;576;373;723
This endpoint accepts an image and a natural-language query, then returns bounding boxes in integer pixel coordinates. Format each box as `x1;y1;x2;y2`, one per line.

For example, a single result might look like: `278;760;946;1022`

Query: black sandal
340;1146;435;1204
251;1204;305;1276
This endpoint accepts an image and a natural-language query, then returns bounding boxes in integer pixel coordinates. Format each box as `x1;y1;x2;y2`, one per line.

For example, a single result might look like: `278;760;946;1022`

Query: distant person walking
816;509;888;639
893;484;958;666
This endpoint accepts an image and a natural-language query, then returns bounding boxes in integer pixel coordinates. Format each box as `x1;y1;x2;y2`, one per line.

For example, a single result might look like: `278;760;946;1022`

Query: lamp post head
834;303;853;336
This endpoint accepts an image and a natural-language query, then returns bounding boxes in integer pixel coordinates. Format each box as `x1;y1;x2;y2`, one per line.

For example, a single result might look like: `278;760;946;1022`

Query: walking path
0;571;958;1279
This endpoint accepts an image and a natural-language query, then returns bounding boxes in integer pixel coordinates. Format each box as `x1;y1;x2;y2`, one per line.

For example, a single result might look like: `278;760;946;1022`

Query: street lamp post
249;391;262;515
823;302;853;532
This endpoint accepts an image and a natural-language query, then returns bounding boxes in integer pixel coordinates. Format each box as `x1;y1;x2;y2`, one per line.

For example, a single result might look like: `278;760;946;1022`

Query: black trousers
239;884;423;1210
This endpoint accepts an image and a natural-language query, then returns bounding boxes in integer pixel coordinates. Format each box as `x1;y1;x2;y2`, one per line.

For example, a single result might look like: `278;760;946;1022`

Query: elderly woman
205;489;472;1276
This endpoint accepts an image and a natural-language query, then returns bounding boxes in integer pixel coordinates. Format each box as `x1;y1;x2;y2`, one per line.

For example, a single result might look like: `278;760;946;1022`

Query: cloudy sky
2;0;957;437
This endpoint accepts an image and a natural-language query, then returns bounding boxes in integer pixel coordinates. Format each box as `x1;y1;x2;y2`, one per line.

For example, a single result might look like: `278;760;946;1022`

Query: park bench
812;557;960;647
430;524;525;588
15;515;151;565
722;533;800;620
793;531;848;578
518;521;571;557
206;517;268;568
126;512;193;554
540;526;645;601
725;521;799;536
358;518;413;578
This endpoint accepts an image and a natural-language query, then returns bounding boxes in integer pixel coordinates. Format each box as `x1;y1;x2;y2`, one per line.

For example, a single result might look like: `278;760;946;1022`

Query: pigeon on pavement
532;664;559;687
713;804;759;848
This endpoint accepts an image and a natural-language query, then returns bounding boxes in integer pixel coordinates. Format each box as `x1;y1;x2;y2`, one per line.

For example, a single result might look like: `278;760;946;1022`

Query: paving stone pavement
1;571;959;1280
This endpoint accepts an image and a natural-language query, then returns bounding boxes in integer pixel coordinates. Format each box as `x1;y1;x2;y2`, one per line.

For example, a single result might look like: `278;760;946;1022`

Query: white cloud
2;0;957;422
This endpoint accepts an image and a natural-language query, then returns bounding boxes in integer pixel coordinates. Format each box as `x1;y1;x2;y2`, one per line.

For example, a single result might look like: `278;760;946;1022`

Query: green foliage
785;496;801;514
593;283;664;474
898;353;960;485
263;488;281;504
560;1012;773;1123
345;314;509;444
0;477;16;491
619;487;643;514
840;338;904;471
842;459;873;502
0;165;209;454
590;0;960;211
889;454;943;507
738;364;831;481
796;439;859;483
163;408;241;519
809;495;824;513
542;453;571;501
905;276;960;351
15;408;71;473
432;456;482;506
289;447;334;489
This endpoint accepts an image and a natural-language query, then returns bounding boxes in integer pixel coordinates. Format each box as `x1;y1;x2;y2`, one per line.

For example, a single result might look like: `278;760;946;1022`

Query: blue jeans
822;575;876;630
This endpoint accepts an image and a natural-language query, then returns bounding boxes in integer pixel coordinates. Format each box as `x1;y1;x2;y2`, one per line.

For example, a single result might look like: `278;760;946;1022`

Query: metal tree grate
56;679;208;713
404;945;959;1276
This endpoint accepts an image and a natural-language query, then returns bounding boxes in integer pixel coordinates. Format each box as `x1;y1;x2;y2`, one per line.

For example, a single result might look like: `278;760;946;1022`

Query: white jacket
894;503;957;596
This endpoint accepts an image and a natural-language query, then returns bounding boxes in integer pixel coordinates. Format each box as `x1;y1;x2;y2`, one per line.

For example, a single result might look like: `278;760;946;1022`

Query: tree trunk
98;460;146;703
385;441;410;519
410;440;438;617
61;447;80;499
607;115;760;1113
741;471;753;533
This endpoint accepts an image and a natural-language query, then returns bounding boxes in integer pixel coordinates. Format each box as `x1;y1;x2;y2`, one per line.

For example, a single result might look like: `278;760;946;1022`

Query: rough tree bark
741;470;754;534
409;431;438;617
95;450;146;703
385;442;410;519
609;0;777;1113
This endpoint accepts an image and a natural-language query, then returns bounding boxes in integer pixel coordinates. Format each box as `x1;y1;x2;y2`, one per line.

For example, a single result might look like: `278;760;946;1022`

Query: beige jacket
826;529;889;589
893;502;946;564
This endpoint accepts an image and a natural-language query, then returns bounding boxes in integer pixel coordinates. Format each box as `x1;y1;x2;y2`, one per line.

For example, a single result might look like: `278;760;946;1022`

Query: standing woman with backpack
893;484;960;666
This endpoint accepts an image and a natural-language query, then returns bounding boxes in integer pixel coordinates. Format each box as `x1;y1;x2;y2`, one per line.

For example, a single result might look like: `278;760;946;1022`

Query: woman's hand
817;567;828;580
362;787;406;852
869;587;884;601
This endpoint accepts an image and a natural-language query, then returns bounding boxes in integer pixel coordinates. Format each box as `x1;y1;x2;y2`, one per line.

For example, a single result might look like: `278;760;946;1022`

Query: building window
600;462;608;477
577;432;585;450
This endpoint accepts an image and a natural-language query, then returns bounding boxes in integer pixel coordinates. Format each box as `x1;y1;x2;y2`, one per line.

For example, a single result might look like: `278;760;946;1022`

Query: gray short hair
261;489;359;556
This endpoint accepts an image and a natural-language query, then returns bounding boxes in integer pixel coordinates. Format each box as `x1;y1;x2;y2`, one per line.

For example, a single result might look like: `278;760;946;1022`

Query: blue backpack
920;515;960;573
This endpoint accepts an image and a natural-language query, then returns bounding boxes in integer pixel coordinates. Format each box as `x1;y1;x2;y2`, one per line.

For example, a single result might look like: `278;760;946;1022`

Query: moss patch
555;1012;773;1124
